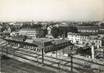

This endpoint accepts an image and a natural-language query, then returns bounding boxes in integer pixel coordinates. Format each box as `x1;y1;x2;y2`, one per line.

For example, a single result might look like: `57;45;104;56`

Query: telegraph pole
42;48;44;65
70;45;74;73
91;43;95;59
70;54;73;72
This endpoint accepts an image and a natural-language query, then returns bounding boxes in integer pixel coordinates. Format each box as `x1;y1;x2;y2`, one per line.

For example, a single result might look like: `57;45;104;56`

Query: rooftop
77;26;99;30
68;32;98;36
19;28;41;31
33;38;53;43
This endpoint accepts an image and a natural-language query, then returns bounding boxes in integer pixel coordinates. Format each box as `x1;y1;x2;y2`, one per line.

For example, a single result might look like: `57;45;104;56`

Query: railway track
0;49;96;73
0;44;104;73
1;58;56;73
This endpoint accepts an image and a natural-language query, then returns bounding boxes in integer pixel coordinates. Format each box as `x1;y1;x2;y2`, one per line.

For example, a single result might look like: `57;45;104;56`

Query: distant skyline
0;0;104;21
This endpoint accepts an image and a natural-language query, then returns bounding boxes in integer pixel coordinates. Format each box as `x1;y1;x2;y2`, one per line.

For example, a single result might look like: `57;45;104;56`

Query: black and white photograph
0;0;104;73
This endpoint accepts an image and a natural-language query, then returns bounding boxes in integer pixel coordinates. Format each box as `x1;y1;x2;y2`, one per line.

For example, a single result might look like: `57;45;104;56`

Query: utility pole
69;47;73;73
70;54;73;72
42;48;44;65
91;43;95;59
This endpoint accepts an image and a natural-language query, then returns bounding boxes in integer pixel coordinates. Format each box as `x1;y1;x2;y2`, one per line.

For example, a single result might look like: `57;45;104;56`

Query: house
67;32;102;49
18;28;44;38
67;32;88;45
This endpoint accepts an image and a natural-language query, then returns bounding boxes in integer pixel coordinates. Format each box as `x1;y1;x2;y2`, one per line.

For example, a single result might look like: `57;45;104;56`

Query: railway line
0;40;104;73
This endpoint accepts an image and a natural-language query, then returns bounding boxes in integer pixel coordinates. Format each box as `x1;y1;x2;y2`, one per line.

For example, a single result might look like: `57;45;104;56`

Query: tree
76;47;91;56
51;27;59;38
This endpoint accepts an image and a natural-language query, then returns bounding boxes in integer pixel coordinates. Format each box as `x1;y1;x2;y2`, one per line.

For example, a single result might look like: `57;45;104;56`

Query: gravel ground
0;56;58;73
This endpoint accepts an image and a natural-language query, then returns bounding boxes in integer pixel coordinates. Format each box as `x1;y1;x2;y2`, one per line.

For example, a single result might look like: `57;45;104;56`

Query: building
88;38;102;49
98;22;104;33
77;26;99;35
46;26;54;38
67;32;88;45
0;25;2;31
5;37;72;53
67;32;102;49
18;28;44;38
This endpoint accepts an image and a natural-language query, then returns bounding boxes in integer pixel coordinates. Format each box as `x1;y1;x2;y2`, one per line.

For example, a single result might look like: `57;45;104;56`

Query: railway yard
0;38;104;73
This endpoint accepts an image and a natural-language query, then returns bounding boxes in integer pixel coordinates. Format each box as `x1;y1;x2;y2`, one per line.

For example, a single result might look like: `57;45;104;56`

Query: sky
0;0;104;21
